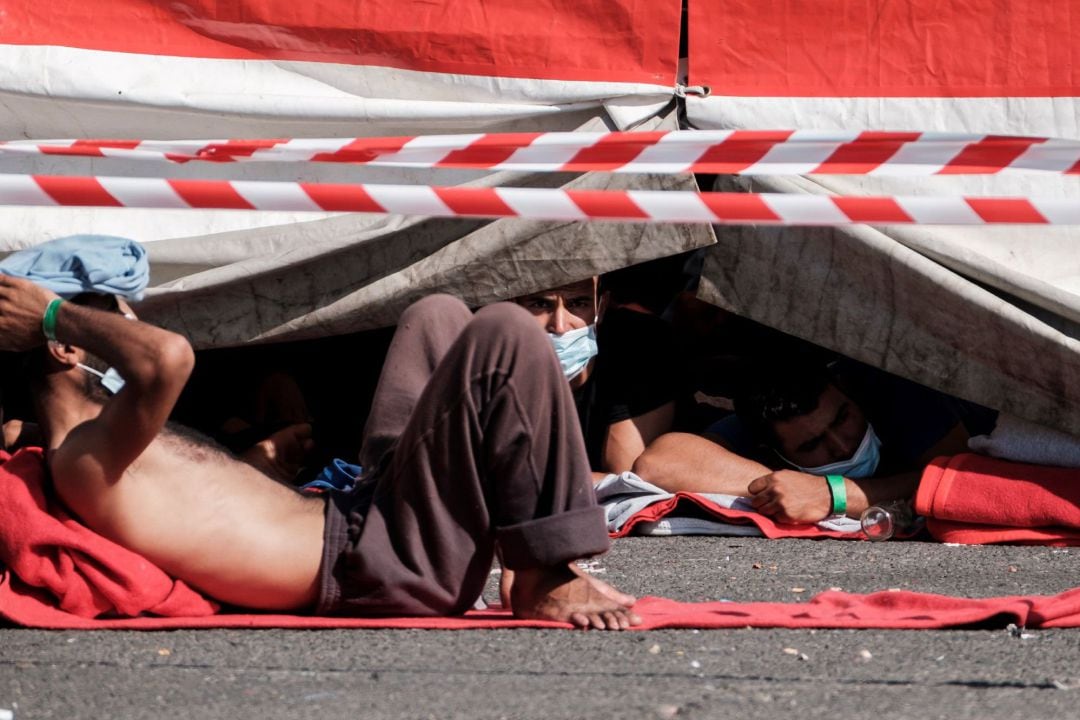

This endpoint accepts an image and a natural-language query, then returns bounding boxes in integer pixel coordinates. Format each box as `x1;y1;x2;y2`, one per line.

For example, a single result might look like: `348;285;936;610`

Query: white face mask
783;423;882;479
548;324;599;381
77;363;126;394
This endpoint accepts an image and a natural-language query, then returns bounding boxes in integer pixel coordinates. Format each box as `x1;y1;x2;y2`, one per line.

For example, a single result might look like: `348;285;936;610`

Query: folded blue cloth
301;459;363;493
0;235;149;300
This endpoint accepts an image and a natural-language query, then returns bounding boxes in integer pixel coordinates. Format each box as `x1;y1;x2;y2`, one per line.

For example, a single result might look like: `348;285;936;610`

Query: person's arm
600;401;675;474
0;276;194;480
746;470;918;524
746;421;972;523
631;431;772;495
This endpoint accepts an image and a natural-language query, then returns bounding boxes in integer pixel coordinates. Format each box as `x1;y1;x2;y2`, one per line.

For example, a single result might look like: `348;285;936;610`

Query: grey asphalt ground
2;536;1078;720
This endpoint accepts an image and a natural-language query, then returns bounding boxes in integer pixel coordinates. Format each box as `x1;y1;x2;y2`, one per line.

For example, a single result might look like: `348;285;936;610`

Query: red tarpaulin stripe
814;131;922;174
311;137;412;164
198;139;287;161
34;176;122;207
698;193;782;222
433;187;516;217
436;133;544;169
690;0;1079;97
168;180;255;210
832;196;914;223
691;130;795;173
300;183;385;212
0;1;680;85
966;198;1047;224
564;131;668;171
567;190;650;219
938;136;1046;174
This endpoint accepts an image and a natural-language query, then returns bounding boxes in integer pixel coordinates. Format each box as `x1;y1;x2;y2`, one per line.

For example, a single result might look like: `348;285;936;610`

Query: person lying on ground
0;277;639;629
514;276;678;475
632;360;994;524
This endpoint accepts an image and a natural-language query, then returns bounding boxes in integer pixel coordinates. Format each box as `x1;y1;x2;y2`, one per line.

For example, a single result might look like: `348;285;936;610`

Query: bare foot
510;563;641;630
499;566;515;610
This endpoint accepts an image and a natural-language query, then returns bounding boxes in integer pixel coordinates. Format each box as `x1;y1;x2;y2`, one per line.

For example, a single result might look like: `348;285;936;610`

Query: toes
570;612;591;629
605;610;630;630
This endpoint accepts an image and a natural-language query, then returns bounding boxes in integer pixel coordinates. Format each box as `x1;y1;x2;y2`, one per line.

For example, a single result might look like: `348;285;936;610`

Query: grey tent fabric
138;169;712;347
134;112;713;347
698;174;1080;436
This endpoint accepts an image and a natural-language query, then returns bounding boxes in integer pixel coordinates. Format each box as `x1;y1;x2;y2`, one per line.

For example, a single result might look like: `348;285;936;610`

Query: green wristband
41;298;63;342
825;474;847;517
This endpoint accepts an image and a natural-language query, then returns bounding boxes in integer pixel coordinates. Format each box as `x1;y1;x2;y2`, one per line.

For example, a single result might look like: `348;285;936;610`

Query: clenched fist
0;275;60;351
747;469;837;524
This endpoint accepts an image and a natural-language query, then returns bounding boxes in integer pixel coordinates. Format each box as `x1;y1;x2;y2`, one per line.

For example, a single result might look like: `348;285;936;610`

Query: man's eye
568;298;593;309
525;300;552;310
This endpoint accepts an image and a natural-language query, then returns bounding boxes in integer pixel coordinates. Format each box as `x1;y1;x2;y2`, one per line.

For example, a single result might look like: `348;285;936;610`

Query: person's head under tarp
632;355;982;525
511;275;680;475
734;364;879;478
513;277;603;390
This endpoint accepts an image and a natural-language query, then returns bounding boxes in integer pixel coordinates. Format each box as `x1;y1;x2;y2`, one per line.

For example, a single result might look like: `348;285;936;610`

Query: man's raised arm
0;275;194;479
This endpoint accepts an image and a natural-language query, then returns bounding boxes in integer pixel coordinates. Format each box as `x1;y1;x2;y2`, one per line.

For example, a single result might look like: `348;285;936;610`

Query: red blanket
3;447;1080;630
915;454;1080;545
3;572;1079;630
0;448;218;619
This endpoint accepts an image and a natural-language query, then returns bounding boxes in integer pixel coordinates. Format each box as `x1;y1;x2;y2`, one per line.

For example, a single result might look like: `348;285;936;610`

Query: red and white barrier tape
3;131;1080;175
1;174;1076;225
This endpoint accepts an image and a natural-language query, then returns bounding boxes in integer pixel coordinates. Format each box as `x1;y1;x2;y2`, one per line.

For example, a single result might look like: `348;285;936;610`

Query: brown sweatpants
316;295;610;616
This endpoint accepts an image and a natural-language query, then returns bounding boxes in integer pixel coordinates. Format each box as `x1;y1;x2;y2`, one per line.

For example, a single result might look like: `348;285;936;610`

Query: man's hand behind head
0;275;60;351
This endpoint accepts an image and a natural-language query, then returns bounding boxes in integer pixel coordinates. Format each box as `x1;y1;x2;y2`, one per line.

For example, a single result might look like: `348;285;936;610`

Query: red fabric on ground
0;448;218;619
5;447;1080;631
608;493;856;540
916;454;1080;545
3;572;1080;630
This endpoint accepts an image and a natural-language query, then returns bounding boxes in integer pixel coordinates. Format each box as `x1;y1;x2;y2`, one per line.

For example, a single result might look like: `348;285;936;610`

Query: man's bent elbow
126;332;195;393
157;333;195;386
630;446;661;483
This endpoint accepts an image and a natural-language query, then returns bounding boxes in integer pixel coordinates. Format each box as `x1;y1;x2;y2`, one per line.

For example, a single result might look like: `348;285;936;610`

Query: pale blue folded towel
0;235;149;300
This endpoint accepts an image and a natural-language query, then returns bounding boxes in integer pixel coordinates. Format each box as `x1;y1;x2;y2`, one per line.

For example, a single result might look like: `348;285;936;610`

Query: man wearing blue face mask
515;277;679;475
633;360;992;524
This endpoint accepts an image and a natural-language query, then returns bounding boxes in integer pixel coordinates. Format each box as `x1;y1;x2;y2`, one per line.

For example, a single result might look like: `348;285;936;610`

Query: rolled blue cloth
301;459;362;493
0;235;149;300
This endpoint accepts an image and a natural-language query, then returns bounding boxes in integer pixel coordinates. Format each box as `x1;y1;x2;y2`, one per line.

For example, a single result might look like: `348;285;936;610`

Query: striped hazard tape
3;131;1080;175
2;174;1076;225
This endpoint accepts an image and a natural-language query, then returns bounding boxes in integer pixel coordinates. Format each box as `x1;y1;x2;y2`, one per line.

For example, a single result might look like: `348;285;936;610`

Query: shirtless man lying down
0;276;639;630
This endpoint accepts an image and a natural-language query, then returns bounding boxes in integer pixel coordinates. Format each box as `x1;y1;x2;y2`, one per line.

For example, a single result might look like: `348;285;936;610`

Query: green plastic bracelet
41;298;63;342
825;474;847;517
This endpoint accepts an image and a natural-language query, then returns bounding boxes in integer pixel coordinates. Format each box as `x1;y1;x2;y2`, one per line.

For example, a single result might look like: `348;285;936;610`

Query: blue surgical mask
77;363;126;394
784;423;882;479
548;324;598;381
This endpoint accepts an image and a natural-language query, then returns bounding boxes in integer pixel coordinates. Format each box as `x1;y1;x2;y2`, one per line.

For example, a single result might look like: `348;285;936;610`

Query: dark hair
733;364;833;447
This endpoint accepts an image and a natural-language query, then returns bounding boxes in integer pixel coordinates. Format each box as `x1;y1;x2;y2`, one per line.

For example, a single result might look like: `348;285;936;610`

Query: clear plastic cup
860;500;915;541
